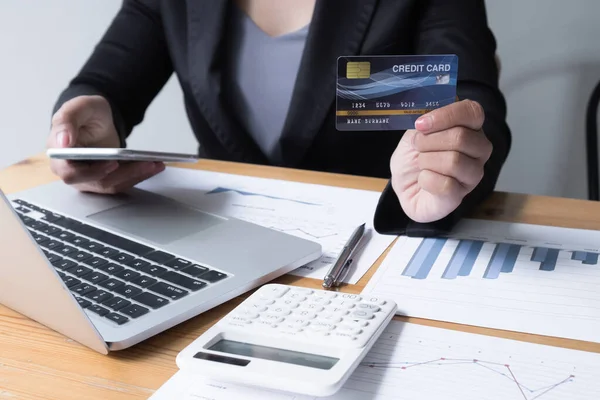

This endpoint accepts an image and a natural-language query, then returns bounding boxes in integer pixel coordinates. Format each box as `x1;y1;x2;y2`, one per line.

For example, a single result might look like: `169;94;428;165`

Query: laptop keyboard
10;199;230;327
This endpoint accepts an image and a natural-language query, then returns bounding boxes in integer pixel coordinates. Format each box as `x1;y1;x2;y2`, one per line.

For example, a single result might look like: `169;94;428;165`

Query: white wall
0;0;195;171
2;1;599;200
486;0;600;199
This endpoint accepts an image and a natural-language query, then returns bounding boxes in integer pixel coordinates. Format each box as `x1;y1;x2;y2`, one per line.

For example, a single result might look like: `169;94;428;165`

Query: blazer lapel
279;0;378;166
186;0;268;164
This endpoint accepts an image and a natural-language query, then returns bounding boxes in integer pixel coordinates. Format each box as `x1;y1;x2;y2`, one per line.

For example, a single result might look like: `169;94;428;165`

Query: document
362;218;600;343
136;167;394;284
149;320;600;399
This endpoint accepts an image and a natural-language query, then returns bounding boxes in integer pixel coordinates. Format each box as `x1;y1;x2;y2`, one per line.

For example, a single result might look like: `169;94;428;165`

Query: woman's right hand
47;95;165;194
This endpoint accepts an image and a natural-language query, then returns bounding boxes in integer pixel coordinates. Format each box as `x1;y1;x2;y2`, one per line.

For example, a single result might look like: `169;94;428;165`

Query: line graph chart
329;321;599;400
363;218;600;343
362;358;574;400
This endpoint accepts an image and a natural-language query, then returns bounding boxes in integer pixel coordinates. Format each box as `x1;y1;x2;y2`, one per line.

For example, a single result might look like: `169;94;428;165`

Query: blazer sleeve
52;0;173;147
373;0;511;237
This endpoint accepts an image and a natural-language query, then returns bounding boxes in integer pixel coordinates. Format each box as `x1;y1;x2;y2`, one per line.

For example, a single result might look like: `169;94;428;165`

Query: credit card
336;54;458;131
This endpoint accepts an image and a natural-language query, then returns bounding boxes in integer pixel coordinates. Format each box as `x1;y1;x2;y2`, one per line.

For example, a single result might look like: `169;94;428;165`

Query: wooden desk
2;154;600;399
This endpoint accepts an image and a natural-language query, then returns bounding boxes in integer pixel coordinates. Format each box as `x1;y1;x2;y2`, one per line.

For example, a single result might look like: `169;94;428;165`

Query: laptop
0;181;322;354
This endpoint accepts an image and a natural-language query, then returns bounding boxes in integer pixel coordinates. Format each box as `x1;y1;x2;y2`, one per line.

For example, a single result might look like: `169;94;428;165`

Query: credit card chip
346;61;370;79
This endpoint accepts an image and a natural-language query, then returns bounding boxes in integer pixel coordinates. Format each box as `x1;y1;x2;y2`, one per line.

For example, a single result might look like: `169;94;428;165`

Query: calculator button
280;327;303;335
308;297;331;306
245;304;268;313
356;303;381;312
299;303;324;313
284;293;307;302
228;316;252;324
336;326;363;335
267;306;292;316
255;320;277;328
363;296;387;305
319;315;342;323
341;319;368;328
308;321;336;331
330;299;356;309
251;298;275;306
261;314;284;323
313;291;337;299
258;285;289;299
285;319;309;328
289;288;313;295
331;332;357;341
339;294;362;302
325;306;351;315
274;298;300;309
235;310;259;319
291;310;316;319
350;309;374;319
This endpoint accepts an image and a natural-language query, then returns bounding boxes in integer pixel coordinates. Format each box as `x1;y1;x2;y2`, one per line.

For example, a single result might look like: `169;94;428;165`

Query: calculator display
207;339;339;370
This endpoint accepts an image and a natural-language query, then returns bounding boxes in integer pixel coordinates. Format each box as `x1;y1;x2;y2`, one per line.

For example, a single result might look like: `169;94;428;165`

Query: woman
47;0;510;236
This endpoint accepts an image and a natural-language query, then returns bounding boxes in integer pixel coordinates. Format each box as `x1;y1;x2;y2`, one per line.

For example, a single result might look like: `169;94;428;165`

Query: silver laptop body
0;181;321;354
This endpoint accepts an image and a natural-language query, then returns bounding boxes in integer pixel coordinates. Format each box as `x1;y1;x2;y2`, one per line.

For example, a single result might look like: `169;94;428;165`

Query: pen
322;222;365;289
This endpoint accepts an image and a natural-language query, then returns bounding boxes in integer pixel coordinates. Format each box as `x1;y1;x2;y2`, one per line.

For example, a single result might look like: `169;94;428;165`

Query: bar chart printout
149;321;600;400
362;220;600;343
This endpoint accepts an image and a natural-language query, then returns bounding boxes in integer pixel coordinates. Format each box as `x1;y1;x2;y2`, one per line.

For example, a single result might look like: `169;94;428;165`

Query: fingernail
56;131;70;147
415;116;432;132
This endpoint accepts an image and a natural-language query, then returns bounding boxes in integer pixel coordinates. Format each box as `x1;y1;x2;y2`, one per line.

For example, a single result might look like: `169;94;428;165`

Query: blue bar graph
484;243;517;279
539;249;560;271
403;238;447;279
584;252;599;265
458;241;484;277
442;240;473;279
572;251;587;261
531;247;548;262
501;244;521;273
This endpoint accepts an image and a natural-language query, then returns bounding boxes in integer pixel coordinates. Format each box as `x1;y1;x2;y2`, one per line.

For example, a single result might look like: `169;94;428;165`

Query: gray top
223;5;310;163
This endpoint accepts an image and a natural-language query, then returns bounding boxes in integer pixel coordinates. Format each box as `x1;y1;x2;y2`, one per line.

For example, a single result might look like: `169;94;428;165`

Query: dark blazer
54;0;511;237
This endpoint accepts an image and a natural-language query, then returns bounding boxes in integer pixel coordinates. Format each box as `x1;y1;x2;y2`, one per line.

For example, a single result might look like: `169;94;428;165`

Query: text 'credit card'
336;55;458;131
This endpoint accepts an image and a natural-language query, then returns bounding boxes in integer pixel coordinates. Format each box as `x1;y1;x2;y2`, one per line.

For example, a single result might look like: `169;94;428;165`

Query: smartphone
46;148;199;163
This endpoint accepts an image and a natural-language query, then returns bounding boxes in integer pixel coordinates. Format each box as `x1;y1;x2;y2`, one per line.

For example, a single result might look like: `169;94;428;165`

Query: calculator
176;284;397;397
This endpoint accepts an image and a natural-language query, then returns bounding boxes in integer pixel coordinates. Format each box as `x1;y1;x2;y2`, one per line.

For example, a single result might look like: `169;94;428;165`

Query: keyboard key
69;251;93;262
75;297;91;309
53;259;78;271
40;239;62;250
67;265;93;277
40;226;60;236
120;304;149;319
126;259;150;270
82;257;108;268
85;289;113;303
56;245;77;256
98;247;120;258
52;231;75;241
61;275;81;288
82;272;109;285
141;264;167;277
71;283;96;296
161;271;207;291
41;213;62;223
53;217;82;230
46;253;62;263
99;278;125;291
132;292;169;309
148;282;189;300
25;220;47;230
198;270;228;283
31;233;49;245
19;215;33;224
97;263;124;275
181;265;209;277
113;285;143;298
102;296;131;311
110;253;135;264
68;223;154;256
144;251;176;264
114;269;141;282
130;275;157;288
69;236;90;247
165;258;193;270
81;241;104;253
88;304;110;316
104;313;129;325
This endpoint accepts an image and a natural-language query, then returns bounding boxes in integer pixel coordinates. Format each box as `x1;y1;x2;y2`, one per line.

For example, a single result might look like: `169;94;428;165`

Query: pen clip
334;258;353;286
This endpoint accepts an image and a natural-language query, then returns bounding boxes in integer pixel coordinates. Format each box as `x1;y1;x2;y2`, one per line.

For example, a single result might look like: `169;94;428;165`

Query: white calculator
176;284;397;397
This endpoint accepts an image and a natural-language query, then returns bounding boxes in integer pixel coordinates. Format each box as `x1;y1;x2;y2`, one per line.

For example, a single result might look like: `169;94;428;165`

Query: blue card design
336;55;458;131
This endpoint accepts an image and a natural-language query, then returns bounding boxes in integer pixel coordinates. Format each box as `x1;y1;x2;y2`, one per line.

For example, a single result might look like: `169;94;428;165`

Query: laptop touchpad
86;199;225;245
